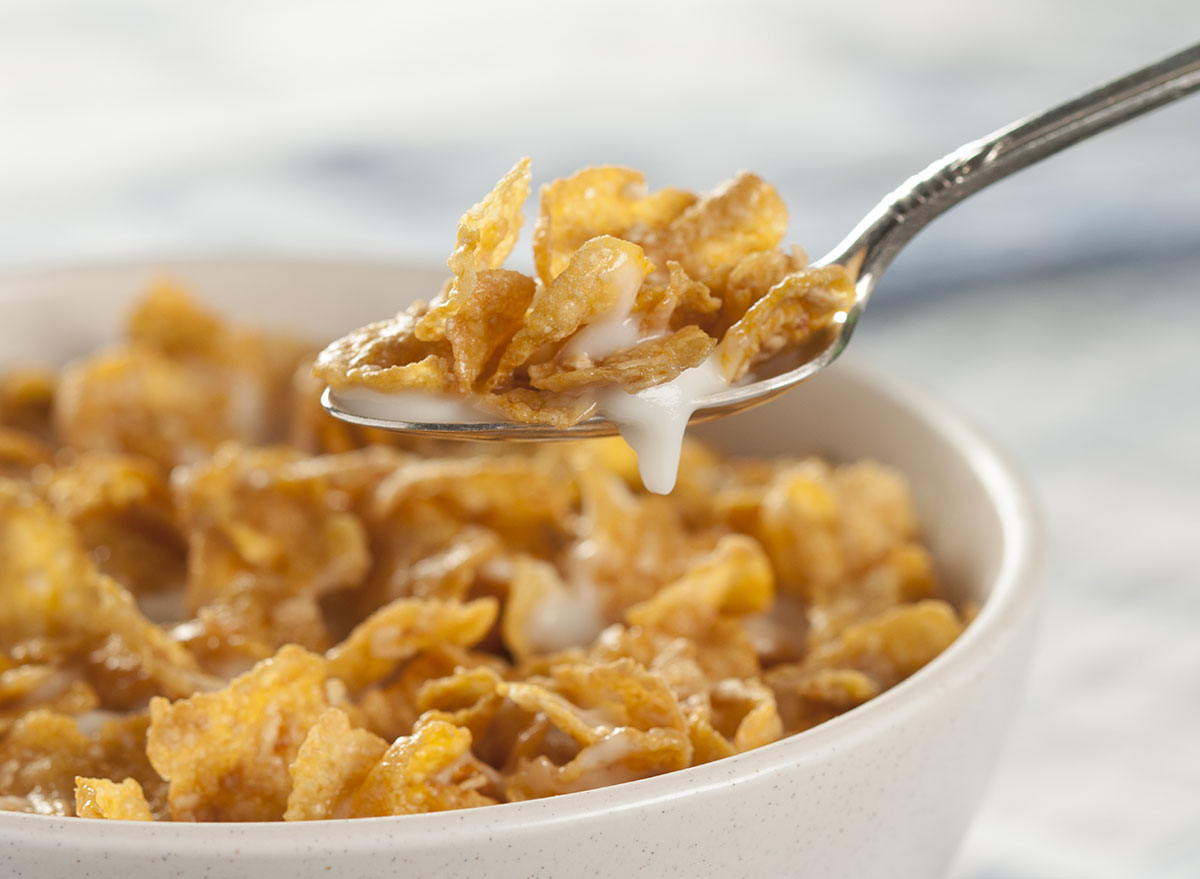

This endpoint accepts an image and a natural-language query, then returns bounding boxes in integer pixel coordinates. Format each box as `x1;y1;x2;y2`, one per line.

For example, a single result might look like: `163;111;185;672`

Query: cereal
0;427;53;481
74;776;154;821
325;597;498;690
0;368;56;442
173;445;370;621
528;325;716;393
636;261;722;335
146;646;329;821
314;311;456;395
501;660;692;799
532;165;695;286
346;718;498;817
284;708;388;821
41;451;187;596
625;534;775;629
490;236;654;388
1;278;960;823
716;264;856;382
442;269;537;389
0;665;98;722
317;163;857;452
636;171;789;285
55;285;306;470
417;158;532;343
0;482;216;705
0;711;164;817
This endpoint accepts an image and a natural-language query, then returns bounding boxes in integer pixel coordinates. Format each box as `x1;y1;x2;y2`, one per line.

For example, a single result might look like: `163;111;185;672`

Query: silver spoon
324;41;1200;440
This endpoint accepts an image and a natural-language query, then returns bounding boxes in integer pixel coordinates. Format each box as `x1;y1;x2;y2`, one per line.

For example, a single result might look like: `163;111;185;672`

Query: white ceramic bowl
0;260;1040;879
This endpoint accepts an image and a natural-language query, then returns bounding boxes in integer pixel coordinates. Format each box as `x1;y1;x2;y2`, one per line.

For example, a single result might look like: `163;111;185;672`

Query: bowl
0;259;1041;878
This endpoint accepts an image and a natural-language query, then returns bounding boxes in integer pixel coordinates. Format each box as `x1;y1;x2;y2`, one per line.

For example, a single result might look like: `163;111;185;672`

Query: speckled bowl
0;260;1041;879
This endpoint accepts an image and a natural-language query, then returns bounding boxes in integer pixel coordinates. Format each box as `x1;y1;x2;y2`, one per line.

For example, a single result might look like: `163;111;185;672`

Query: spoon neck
819;40;1200;302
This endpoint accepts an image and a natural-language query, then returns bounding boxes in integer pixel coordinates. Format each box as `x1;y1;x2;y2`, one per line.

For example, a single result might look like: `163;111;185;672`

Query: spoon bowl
324;41;1200;440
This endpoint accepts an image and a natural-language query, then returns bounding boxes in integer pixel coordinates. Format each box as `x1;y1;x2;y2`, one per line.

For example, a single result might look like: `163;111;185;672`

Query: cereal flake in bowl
0;259;1039;878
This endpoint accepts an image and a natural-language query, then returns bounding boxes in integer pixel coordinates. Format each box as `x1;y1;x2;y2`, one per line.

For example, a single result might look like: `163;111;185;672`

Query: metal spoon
324;41;1200;440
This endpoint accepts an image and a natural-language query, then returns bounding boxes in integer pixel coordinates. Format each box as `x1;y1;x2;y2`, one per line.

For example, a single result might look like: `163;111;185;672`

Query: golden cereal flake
441;269;537;389
42;451;187;596
532;166;695;286
528;325;715;394
0;368;56;442
0;665;98;721
374;455;575;540
127;280;227;359
709;677;783;753
325;597;498;691
146;645;330;821
313;310;456;394
0;711;164;818
716;264;855;382
717;246;809;333
807;542;939;647
0;482;215;702
502;555;604;663
626;534;774;629
490;236;654;388
501;659;692;800
765;665;882;734
634;261;721;335
569;466;697;613
803;600;963;687
639;171;788;284
284;707;388;821
0;711;100;816
367;524;504;607
74;776;154;821
479;387;596;429
388;653;509;753
754;458;922;611
173;444;370;613
0;428;54;482
417;158;532;341
54;347;266;470
347;718;497;818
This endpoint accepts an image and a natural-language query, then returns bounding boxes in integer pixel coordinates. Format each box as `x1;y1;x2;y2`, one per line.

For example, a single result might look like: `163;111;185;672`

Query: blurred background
1;1;1198;875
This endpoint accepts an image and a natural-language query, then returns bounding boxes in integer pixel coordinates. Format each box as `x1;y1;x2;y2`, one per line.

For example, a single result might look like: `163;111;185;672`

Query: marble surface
1;1;1198;876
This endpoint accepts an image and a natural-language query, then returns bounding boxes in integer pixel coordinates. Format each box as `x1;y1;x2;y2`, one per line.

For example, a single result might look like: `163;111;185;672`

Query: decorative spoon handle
824;41;1200;299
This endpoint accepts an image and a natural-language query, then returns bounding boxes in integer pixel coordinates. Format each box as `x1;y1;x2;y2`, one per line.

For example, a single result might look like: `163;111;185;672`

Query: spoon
324;40;1200;440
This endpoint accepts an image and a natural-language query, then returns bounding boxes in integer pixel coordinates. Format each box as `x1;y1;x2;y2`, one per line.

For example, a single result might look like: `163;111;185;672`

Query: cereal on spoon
316;160;856;492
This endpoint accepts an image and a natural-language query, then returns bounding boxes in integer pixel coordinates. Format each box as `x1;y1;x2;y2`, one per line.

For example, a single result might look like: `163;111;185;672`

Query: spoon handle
825;40;1200;297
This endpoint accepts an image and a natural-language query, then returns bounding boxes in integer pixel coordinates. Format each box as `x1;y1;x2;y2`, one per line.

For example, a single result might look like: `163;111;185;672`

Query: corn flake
284;707;388;821
0;368;56;442
325;597;498;691
490;236;653;387
74;776;154;821
417;158;532;342
640;171;788;284
0;428;53;481
528;325;715;394
347;718;498;817
532;166;695;285
442;269;537;389
146;645;329;821
313;310;455;394
717;264;855;382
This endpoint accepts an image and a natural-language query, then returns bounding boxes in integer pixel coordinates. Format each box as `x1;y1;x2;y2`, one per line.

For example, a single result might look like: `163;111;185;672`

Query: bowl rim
0;257;1042;846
